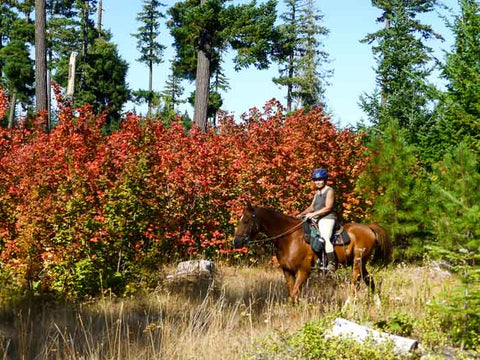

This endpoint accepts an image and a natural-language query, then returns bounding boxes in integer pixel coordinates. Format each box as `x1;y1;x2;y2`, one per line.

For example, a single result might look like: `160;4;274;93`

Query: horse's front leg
290;270;309;304
282;269;295;300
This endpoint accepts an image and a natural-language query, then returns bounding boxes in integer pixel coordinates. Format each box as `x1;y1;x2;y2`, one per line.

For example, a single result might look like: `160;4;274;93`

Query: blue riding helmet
312;168;328;180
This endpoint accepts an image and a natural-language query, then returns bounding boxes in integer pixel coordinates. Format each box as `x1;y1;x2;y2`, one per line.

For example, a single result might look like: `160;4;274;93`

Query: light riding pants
317;218;335;253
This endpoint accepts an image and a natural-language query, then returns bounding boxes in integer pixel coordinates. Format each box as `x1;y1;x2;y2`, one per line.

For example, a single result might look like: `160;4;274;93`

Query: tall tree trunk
193;0;210;132
35;0;48;126
83;1;89;58
47;0;54;131
8;92;16;128
0;25;3;77
80;0;89;90
97;0;103;36
193;38;210;131
286;2;296;113
148;58;153;117
287;52;294;113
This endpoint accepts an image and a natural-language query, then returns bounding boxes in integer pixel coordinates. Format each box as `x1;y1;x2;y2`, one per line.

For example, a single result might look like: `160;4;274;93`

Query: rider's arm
297;196;316;217
321;188;334;216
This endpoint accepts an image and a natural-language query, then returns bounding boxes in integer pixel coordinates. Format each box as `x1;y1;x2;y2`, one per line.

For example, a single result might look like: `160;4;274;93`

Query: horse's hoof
373;294;381;308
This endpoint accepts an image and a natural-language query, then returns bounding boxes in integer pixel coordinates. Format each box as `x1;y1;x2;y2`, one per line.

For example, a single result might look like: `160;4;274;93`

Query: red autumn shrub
0;89;8;120
0;90;367;297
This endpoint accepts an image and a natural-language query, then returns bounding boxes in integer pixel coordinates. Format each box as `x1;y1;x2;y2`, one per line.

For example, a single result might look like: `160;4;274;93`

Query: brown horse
232;205;393;303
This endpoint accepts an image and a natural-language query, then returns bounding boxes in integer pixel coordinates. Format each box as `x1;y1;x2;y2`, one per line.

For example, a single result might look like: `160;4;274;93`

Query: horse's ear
246;202;254;212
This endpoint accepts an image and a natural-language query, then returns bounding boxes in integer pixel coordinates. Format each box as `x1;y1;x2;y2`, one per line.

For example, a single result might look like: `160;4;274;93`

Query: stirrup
326;262;336;272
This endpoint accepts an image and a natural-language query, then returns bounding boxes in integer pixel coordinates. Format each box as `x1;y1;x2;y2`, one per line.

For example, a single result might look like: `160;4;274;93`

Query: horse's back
342;222;392;265
344;222;375;240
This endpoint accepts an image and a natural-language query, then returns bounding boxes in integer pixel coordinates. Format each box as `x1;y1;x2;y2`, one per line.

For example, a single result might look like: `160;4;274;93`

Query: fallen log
328;318;419;354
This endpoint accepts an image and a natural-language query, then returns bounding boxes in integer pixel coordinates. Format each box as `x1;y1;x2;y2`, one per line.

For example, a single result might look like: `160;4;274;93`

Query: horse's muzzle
233;236;247;249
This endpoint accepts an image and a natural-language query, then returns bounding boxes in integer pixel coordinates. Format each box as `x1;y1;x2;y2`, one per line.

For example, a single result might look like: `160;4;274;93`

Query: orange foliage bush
0;89;367;296
0;88;8;119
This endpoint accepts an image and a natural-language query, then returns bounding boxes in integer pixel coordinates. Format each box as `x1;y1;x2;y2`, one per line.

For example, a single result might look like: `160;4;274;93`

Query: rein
248;218;307;244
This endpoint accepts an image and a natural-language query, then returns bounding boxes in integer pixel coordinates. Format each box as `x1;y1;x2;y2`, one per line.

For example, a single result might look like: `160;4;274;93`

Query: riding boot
326;252;336;272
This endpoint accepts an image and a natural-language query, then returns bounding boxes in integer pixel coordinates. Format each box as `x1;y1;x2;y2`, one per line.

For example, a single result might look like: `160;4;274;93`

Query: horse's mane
255;207;299;223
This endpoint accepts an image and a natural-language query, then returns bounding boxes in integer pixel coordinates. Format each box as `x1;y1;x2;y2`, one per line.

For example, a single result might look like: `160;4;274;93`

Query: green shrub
428;269;480;351
375;312;415;337
249;317;402;360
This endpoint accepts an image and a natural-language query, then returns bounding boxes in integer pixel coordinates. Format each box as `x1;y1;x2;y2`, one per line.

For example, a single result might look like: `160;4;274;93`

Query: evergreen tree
46;0;81;66
209;64;229;126
0;2;19;78
426;143;480;263
360;0;442;147
167;0;278;131
274;0;330;112
0;40;35;127
78;39;128;129
436;0;480;153
0;3;35;124
52;1;130;129
356;121;427;259
132;0;166;117
425;143;480;349
160;61;185;113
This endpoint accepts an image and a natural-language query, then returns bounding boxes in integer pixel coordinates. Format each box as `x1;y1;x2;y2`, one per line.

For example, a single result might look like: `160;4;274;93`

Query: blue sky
103;0;459;127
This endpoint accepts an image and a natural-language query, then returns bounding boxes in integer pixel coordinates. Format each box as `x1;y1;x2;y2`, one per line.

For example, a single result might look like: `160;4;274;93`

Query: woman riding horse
233;204;392;303
297;168;337;272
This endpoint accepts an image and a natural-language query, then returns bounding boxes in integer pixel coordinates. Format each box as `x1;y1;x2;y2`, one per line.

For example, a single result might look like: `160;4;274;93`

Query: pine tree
0;2;19;78
436;0;480;153
209;64;229;126
360;0;442;146
132;0;166;117
52;1;130;129
160;61;185;113
71;39;129;129
356;120;427;259
427;143;480;261
167;0;278;131
0;40;35;127
274;0;331;112
0;2;36;126
425;142;480;349
46;1;80;71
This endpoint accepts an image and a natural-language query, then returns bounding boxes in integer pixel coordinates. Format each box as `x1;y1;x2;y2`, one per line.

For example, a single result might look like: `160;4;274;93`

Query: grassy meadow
0;261;474;359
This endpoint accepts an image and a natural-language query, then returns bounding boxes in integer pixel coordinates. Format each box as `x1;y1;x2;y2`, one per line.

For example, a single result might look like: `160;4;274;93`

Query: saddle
302;219;350;246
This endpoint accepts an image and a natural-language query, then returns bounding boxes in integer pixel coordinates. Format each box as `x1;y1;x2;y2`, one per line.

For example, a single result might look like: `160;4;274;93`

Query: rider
297;168;336;271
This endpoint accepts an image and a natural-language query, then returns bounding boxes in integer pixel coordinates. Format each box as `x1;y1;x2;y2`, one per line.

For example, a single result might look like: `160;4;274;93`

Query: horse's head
233;205;260;248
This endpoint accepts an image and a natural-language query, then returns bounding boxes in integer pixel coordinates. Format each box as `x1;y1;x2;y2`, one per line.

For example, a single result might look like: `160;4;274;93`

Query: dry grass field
0;261;463;359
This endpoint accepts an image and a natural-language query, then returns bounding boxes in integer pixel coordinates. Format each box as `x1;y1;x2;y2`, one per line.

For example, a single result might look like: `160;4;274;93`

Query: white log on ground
175;260;214;276
328;318;419;354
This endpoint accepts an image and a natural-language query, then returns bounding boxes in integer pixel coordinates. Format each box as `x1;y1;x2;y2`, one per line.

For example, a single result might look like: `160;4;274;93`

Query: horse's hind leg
361;264;375;294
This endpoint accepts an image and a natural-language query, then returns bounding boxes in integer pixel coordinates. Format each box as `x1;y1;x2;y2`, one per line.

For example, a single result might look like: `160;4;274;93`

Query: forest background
0;0;479;355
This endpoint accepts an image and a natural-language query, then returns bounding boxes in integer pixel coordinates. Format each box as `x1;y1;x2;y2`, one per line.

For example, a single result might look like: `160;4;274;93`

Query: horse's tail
368;223;393;266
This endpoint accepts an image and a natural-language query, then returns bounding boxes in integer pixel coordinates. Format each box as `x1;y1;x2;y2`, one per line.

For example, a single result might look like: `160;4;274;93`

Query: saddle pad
333;229;350;246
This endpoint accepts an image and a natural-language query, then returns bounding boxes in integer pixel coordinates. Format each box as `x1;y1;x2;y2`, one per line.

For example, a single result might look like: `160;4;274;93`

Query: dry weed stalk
0;263;457;359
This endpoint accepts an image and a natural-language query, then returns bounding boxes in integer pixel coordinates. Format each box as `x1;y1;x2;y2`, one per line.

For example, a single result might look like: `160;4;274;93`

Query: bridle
234;208;308;245
234;209;260;245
